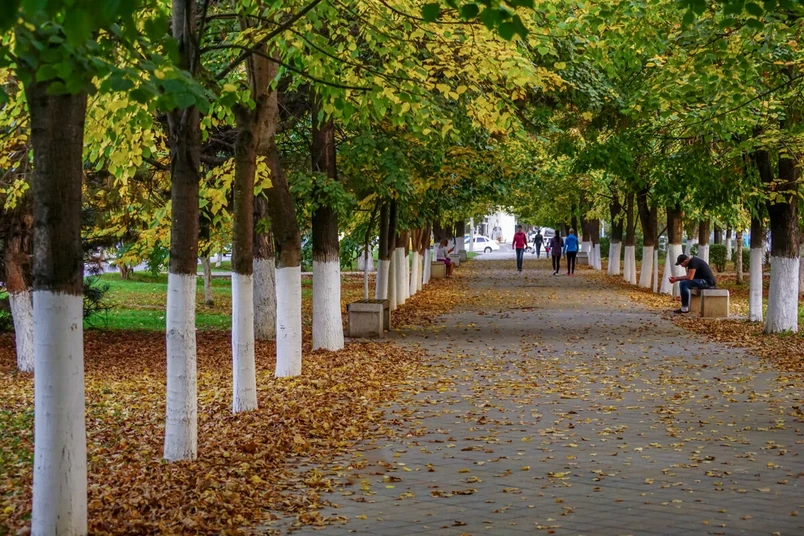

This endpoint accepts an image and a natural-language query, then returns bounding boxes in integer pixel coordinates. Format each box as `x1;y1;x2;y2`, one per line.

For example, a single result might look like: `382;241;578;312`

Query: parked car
464;235;500;253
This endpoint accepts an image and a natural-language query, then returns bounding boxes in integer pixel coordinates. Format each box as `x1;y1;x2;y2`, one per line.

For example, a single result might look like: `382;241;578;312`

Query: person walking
550;232;564;275
513;225;527;272
533;229;543;257
564;228;579;275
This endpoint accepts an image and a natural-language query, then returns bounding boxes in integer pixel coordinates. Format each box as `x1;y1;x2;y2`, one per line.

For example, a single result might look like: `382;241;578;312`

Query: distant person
533;229;543;257
669;254;716;313
564;228;579;275
513;225;527;272
550;232;564;275
435;238;455;278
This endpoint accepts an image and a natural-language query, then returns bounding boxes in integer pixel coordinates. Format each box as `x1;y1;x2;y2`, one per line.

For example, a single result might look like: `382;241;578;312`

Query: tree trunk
395;231;409;306
409;229;421;297
608;195;623;276
713;224;722;245
758;147;799;333
698;219;711;264
201;257;214;305
311;100;344;351
623;192;637;284
119;263;131;279
590;219;602;269
253;196;276;340
736;231;744;284
749;216;765;322
455;220;466;253
726;228;733;262
4;208;34;372
636;189;656;288
422;224;432;286
684;220;698;256
231;102;260;413
661;205;684;296
387;201;398;310
260;64;303;375
163;0;201;462
375;203;390;299
26;83;88;535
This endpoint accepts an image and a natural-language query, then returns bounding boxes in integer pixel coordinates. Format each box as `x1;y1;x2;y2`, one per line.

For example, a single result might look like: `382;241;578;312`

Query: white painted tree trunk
9;290;34;372
395;247;407;305
581;240;592;253
164;273;198;461
684;238;698;256
469;220;475;252
201;257;214;305
363;251;370;300
275;266;302;376
607;242;621;276
403;250;411;301
388;252;397;311
639;246;654;288
626;246;637;285
749;248;764;322
416;251;423;291
410;251;420;296
312;260;344;351
357;247;374;271
799;254;804;295
593;243;602;270
622;246;631;281
726;238;733;263
698;244;710;265
254;258;277;340
652;248;659;293
375;259;390;299
423;249;431;285
32;292;87;535
661;244;684;296
764;256;799;333
232;273;257;412
215;252;222;267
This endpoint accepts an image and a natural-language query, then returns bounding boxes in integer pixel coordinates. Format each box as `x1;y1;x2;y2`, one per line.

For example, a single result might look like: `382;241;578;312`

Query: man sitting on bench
669;254;716;314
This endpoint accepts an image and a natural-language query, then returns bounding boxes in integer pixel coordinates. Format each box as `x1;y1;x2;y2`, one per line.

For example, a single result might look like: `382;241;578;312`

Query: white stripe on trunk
253;257;277;340
410;251;420;296
698;244;710;265
275;266;302;376
416;251;423;291
624;246;637;285
639;246;654;288
32;291;87;535
312;260;344;351
388;253;397;311
422;249;431;285
164;273;198;461
726;238;733;262
764;256;799;333
375;259;390;299
660;244;683;295
232;273;257;413
581;240;592;253
749;248;764;322
9;290;34;372
607;242;621;276
395;247;406;306
593;243;602;270
652;248;659;293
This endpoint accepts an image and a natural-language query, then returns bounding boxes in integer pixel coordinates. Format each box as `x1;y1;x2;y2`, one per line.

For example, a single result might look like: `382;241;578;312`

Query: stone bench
347;299;390;338
689;288;729;318
458;250;467;262
430;261;446;279
449;253;461;267
576;251;589;265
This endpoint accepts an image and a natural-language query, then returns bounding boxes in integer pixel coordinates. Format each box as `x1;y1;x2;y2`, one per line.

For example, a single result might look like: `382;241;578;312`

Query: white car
464;235;500;253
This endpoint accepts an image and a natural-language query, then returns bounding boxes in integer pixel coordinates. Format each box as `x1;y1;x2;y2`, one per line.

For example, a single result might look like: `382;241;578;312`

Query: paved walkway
278;259;804;536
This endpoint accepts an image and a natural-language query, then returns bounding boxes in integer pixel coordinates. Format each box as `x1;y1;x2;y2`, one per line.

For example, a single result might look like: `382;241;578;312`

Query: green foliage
742;246;751;270
709;244;728;272
599;236;610;259
83;276;112;328
145;241;170;277
339;233;362;271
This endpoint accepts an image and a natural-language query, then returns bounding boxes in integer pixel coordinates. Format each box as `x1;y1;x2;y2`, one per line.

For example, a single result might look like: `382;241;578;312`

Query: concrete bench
449;253;461;267
689;288;729;318
347;299;390;338
576;251;589;265
458;250;468;262
430;261;446;279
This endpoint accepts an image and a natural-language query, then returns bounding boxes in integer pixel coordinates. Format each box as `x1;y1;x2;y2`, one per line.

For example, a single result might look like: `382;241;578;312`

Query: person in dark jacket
669;254;717;313
550;233;564;275
532;230;543;257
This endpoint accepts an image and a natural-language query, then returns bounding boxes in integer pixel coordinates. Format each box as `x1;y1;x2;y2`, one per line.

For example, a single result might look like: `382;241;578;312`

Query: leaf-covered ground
0;273;461;534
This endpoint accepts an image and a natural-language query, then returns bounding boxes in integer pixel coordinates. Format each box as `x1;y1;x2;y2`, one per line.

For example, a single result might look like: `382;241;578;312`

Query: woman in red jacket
513;225;527;272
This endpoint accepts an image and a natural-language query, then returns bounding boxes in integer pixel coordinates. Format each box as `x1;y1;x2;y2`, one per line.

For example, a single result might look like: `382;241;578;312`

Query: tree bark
4;207;34;372
736;231;744;284
749;216;765;322
311;96;344;351
375;202;390;299
623;192;636;284
201;257;214;306
608;195;623;276
636;189;656;288
253;196;276;340
661;205;684;295
713;224;722;245
26;83;88;535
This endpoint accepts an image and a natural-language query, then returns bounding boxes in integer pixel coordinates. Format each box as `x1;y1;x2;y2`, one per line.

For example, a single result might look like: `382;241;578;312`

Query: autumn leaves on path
285;260;804;536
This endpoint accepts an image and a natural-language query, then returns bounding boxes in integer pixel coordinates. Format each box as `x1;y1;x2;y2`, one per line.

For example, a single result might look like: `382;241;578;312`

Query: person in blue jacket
564;228;580;275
